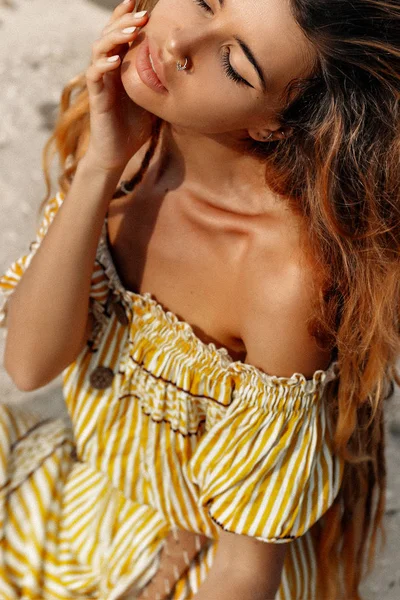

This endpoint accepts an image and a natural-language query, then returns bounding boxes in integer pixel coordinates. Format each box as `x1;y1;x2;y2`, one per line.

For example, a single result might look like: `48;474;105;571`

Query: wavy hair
40;0;400;598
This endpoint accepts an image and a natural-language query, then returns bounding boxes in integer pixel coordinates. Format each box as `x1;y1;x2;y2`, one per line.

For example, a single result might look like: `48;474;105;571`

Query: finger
97;0;149;69
87;4;147;97
106;0;147;31
108;0;137;27
91;25;141;64
87;21;143;95
101;9;148;37
86;54;122;97
97;11;148;63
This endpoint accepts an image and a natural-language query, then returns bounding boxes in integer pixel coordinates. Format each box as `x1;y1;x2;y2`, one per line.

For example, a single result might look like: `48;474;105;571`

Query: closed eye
193;0;213;13
192;0;253;88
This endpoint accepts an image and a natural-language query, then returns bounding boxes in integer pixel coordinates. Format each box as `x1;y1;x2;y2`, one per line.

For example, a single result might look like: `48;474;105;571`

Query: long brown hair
40;0;400;597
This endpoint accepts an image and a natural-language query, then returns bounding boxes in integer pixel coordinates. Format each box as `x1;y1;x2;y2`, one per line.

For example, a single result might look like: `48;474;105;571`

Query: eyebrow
217;0;267;91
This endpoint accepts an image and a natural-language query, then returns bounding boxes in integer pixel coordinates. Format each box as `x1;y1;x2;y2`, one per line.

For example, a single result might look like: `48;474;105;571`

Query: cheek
119;37;260;132
175;84;259;132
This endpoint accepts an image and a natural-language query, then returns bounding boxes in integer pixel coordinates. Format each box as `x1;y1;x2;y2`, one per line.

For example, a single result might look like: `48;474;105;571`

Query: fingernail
107;55;120;62
134;10;147;17
122;0;131;4
122;26;137;33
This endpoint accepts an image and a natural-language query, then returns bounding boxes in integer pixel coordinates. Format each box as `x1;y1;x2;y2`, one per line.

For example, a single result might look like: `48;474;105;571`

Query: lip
148;39;168;89
136;37;168;94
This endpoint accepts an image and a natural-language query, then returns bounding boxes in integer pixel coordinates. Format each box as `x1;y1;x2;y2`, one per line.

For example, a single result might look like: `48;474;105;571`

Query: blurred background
0;0;399;597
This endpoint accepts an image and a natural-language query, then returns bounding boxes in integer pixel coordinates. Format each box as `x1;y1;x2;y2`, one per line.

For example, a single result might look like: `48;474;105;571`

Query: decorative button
89;366;114;389
112;301;129;326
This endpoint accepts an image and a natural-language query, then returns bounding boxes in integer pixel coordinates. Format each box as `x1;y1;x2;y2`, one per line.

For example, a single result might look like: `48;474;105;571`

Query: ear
248;126;293;143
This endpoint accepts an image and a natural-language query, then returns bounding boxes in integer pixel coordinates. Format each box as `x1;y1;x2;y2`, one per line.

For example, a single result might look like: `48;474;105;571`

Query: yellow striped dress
0;192;344;600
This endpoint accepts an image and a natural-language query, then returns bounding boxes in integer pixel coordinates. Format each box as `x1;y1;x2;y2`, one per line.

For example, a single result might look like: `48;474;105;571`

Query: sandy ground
0;0;399;598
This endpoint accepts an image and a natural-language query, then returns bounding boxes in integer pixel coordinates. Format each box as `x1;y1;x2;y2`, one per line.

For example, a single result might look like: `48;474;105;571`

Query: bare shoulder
239;213;332;379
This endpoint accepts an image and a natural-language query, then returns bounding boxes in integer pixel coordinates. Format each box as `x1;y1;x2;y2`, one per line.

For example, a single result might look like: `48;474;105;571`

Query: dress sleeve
0;192;65;328
186;373;344;543
0;190;110;329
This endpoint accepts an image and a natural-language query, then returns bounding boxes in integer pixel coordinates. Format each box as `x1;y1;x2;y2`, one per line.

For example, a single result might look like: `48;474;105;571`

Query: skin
99;0;332;375
119;0;317;210
84;2;332;595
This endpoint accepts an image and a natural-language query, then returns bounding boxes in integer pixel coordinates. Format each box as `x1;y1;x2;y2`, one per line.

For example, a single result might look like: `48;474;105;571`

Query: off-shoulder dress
0;192;344;600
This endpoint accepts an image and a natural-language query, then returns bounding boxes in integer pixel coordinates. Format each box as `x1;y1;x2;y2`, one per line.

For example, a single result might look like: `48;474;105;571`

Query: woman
0;0;398;598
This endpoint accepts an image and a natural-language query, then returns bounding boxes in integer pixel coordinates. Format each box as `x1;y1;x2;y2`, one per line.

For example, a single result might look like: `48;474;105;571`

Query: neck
152;122;284;216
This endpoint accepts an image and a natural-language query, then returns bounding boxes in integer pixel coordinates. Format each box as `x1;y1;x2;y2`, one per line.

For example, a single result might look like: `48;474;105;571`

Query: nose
164;26;209;68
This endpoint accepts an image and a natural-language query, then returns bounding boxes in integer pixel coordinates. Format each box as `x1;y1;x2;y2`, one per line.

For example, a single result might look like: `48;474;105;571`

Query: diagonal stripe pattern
0;192;344;599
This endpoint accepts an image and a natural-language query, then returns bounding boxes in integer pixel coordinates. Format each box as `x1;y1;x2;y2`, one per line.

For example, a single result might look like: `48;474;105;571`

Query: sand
0;0;399;597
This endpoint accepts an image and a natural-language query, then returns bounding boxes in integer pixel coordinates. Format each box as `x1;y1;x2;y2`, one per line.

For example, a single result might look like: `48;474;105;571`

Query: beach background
0;0;399;597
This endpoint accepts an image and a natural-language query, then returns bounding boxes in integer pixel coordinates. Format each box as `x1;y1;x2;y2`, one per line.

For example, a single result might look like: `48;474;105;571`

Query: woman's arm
4;156;122;391
193;569;280;600
193;530;288;600
192;259;332;599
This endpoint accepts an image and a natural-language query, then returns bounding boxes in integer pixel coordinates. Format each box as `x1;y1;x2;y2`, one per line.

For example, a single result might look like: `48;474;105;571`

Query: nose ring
176;58;188;71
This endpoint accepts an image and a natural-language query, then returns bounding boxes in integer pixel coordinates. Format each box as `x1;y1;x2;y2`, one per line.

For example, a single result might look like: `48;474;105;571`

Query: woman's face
121;0;316;136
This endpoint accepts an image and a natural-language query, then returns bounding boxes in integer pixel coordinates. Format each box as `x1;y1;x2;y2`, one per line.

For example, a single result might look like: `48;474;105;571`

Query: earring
262;132;274;141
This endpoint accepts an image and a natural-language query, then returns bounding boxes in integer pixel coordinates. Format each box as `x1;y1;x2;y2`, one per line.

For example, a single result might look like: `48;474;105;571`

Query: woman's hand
85;0;155;173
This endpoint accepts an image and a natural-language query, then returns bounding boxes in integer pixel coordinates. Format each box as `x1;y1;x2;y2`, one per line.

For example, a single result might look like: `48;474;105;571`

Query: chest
105;188;302;362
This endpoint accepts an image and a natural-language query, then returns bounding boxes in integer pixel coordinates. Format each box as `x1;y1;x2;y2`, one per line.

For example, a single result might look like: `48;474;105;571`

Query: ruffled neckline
96;214;339;394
